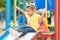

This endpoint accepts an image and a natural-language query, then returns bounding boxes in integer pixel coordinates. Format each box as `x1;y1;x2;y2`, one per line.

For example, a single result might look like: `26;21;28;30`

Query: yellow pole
45;0;48;27
14;0;17;26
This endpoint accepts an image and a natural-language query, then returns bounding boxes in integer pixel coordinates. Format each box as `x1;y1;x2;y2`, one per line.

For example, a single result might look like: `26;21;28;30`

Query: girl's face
25;7;35;16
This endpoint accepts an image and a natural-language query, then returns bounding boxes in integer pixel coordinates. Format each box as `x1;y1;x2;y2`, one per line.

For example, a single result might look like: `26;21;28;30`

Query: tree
0;0;5;7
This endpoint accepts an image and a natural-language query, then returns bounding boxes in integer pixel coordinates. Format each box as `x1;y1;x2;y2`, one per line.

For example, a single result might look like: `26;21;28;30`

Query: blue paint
22;0;26;26
48;0;54;10
18;0;20;26
6;0;11;30
34;0;54;10
0;30;9;40
34;0;45;9
18;0;26;26
19;15;26;26
23;0;26;10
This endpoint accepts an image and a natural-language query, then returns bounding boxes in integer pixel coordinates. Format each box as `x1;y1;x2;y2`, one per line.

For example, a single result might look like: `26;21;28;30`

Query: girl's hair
26;4;36;10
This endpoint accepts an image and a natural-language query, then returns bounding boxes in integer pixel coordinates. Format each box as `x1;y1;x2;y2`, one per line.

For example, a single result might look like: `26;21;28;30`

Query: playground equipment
0;0;26;40
0;0;54;40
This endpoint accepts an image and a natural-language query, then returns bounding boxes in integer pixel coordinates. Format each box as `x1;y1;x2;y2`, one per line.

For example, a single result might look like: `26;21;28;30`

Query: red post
58;0;60;40
54;0;59;40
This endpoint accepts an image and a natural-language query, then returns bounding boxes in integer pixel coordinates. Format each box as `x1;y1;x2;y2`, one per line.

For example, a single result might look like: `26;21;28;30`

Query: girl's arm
15;6;25;14
37;16;42;30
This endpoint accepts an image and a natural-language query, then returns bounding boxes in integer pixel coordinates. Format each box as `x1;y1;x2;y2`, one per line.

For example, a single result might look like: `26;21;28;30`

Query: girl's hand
15;6;17;8
14;5;25;14
14;6;19;10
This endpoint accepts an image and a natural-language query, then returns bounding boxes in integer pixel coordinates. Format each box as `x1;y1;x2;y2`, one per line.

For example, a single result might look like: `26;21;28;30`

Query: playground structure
0;0;54;40
0;0;26;40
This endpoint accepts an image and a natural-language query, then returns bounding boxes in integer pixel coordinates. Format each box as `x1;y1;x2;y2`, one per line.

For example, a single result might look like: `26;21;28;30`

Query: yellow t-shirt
25;12;40;31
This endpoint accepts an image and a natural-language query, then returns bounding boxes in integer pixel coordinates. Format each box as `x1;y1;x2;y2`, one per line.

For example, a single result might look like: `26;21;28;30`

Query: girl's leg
9;28;22;38
9;26;36;39
9;28;15;36
15;32;23;40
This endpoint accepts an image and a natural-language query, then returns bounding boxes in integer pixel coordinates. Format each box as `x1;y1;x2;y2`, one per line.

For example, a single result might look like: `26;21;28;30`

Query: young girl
9;4;41;39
